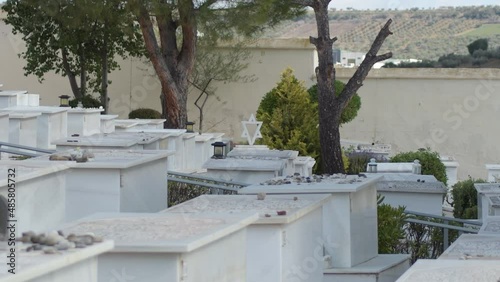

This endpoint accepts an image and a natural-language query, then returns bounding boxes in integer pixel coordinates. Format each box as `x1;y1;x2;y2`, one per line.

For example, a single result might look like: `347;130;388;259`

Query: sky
329;0;499;10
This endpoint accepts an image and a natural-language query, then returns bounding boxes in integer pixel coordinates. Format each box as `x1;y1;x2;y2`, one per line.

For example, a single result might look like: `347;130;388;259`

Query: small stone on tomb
277;211;287;216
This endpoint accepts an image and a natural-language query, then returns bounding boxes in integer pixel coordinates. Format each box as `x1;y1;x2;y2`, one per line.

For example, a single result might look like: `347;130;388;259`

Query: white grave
194;134;214;168
440;156;459;187
2;106;68;149
67;108;103;136
181;133;197;170
163;194;330;282
227;148;299;176
203;158;286;184
366;162;413;173
293;156;316;177
485;164;500;182
374;173;447;215
61;212;258;282
99;114;118;134
125;129;186;171
0;241;113;282
239;174;383;268
0;91;27;109
439;234;500;260
26;149;173;222
396;259;500;282
0;161;69;236
474;183;500;220
8;113;40;148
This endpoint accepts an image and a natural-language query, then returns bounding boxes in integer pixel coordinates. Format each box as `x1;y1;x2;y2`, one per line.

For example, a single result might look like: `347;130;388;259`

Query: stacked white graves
1;106;68;149
374;174;447;215
162;194;331;282
25;149;173;222
100;114;118;134
440;156;459;187
114;118;165;131
194;133;225;168
238;174;410;281
0;161;70;237
66;108;103;137
61;212;258;282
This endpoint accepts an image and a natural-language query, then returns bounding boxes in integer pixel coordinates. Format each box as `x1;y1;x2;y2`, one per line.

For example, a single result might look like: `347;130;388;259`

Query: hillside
262;6;500;60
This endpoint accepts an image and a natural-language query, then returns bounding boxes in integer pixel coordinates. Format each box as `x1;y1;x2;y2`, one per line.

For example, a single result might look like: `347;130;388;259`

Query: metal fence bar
168;176;240;193
404;210;482;226
167;170;250;187
0;141;55;154
404;218;479;234
0;147;45;157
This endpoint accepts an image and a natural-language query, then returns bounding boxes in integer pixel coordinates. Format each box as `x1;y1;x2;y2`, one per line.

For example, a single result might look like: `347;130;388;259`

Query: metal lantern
186;121;195;133
59;95;70;107
211;142;227;159
368;158;377;173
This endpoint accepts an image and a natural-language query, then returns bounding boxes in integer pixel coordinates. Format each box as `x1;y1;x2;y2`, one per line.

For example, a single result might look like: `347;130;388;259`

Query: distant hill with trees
262;6;500;62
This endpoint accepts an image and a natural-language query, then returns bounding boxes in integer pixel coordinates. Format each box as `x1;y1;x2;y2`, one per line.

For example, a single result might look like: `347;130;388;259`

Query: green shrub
378;203;407;254
346;151;385;174
467;38;488;55
391;149;447;186
257;68;359;173
451;177;486;219
129;108;162;119
69;95;102;108
307;80;361;125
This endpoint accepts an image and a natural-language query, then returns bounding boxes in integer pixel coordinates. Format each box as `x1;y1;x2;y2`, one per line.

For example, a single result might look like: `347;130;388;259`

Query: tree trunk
61;48;80;99
310;0;344;173
79;45;87;100
136;3;195;129
101;35;109;114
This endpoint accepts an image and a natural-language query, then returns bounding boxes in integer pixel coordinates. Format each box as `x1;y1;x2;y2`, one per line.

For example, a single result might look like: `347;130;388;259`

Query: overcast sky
330;0;499;10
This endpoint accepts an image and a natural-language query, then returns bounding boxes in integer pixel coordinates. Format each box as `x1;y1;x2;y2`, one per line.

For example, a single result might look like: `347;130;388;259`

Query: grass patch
463;24;500;37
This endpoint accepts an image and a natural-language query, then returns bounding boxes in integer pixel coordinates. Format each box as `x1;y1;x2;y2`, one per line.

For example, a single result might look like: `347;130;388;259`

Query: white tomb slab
164;194;330;282
26;149;173;222
228;148;299;176
27;94;39;107
439;234;500;260
203;158;286;184
239;174;383;268
2;106;68;149
474;183;500;220
374;173;447;215
0;91;26;109
0;241;113;282
67;108;103;136
52;132;162;151
485;164;500;182
396;259;500;282
8;113;40;148
479;218;500;235
61;212;258;282
99;114;118;134
107;131;169;150
140;119;166;129
0;161;69;236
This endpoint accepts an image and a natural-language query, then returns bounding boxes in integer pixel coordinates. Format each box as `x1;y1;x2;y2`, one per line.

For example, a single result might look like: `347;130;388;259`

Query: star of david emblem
241;113;262;146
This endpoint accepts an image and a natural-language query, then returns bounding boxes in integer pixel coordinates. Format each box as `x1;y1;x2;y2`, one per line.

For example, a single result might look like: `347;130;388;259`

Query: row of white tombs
1;90;500;281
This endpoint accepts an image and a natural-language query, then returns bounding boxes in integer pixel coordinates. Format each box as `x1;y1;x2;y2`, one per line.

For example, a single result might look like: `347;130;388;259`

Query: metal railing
167;171;250;200
0;141;55;158
403;210;481;249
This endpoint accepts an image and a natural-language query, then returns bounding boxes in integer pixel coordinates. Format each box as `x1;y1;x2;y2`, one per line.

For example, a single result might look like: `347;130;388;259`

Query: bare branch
338;19;393;108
